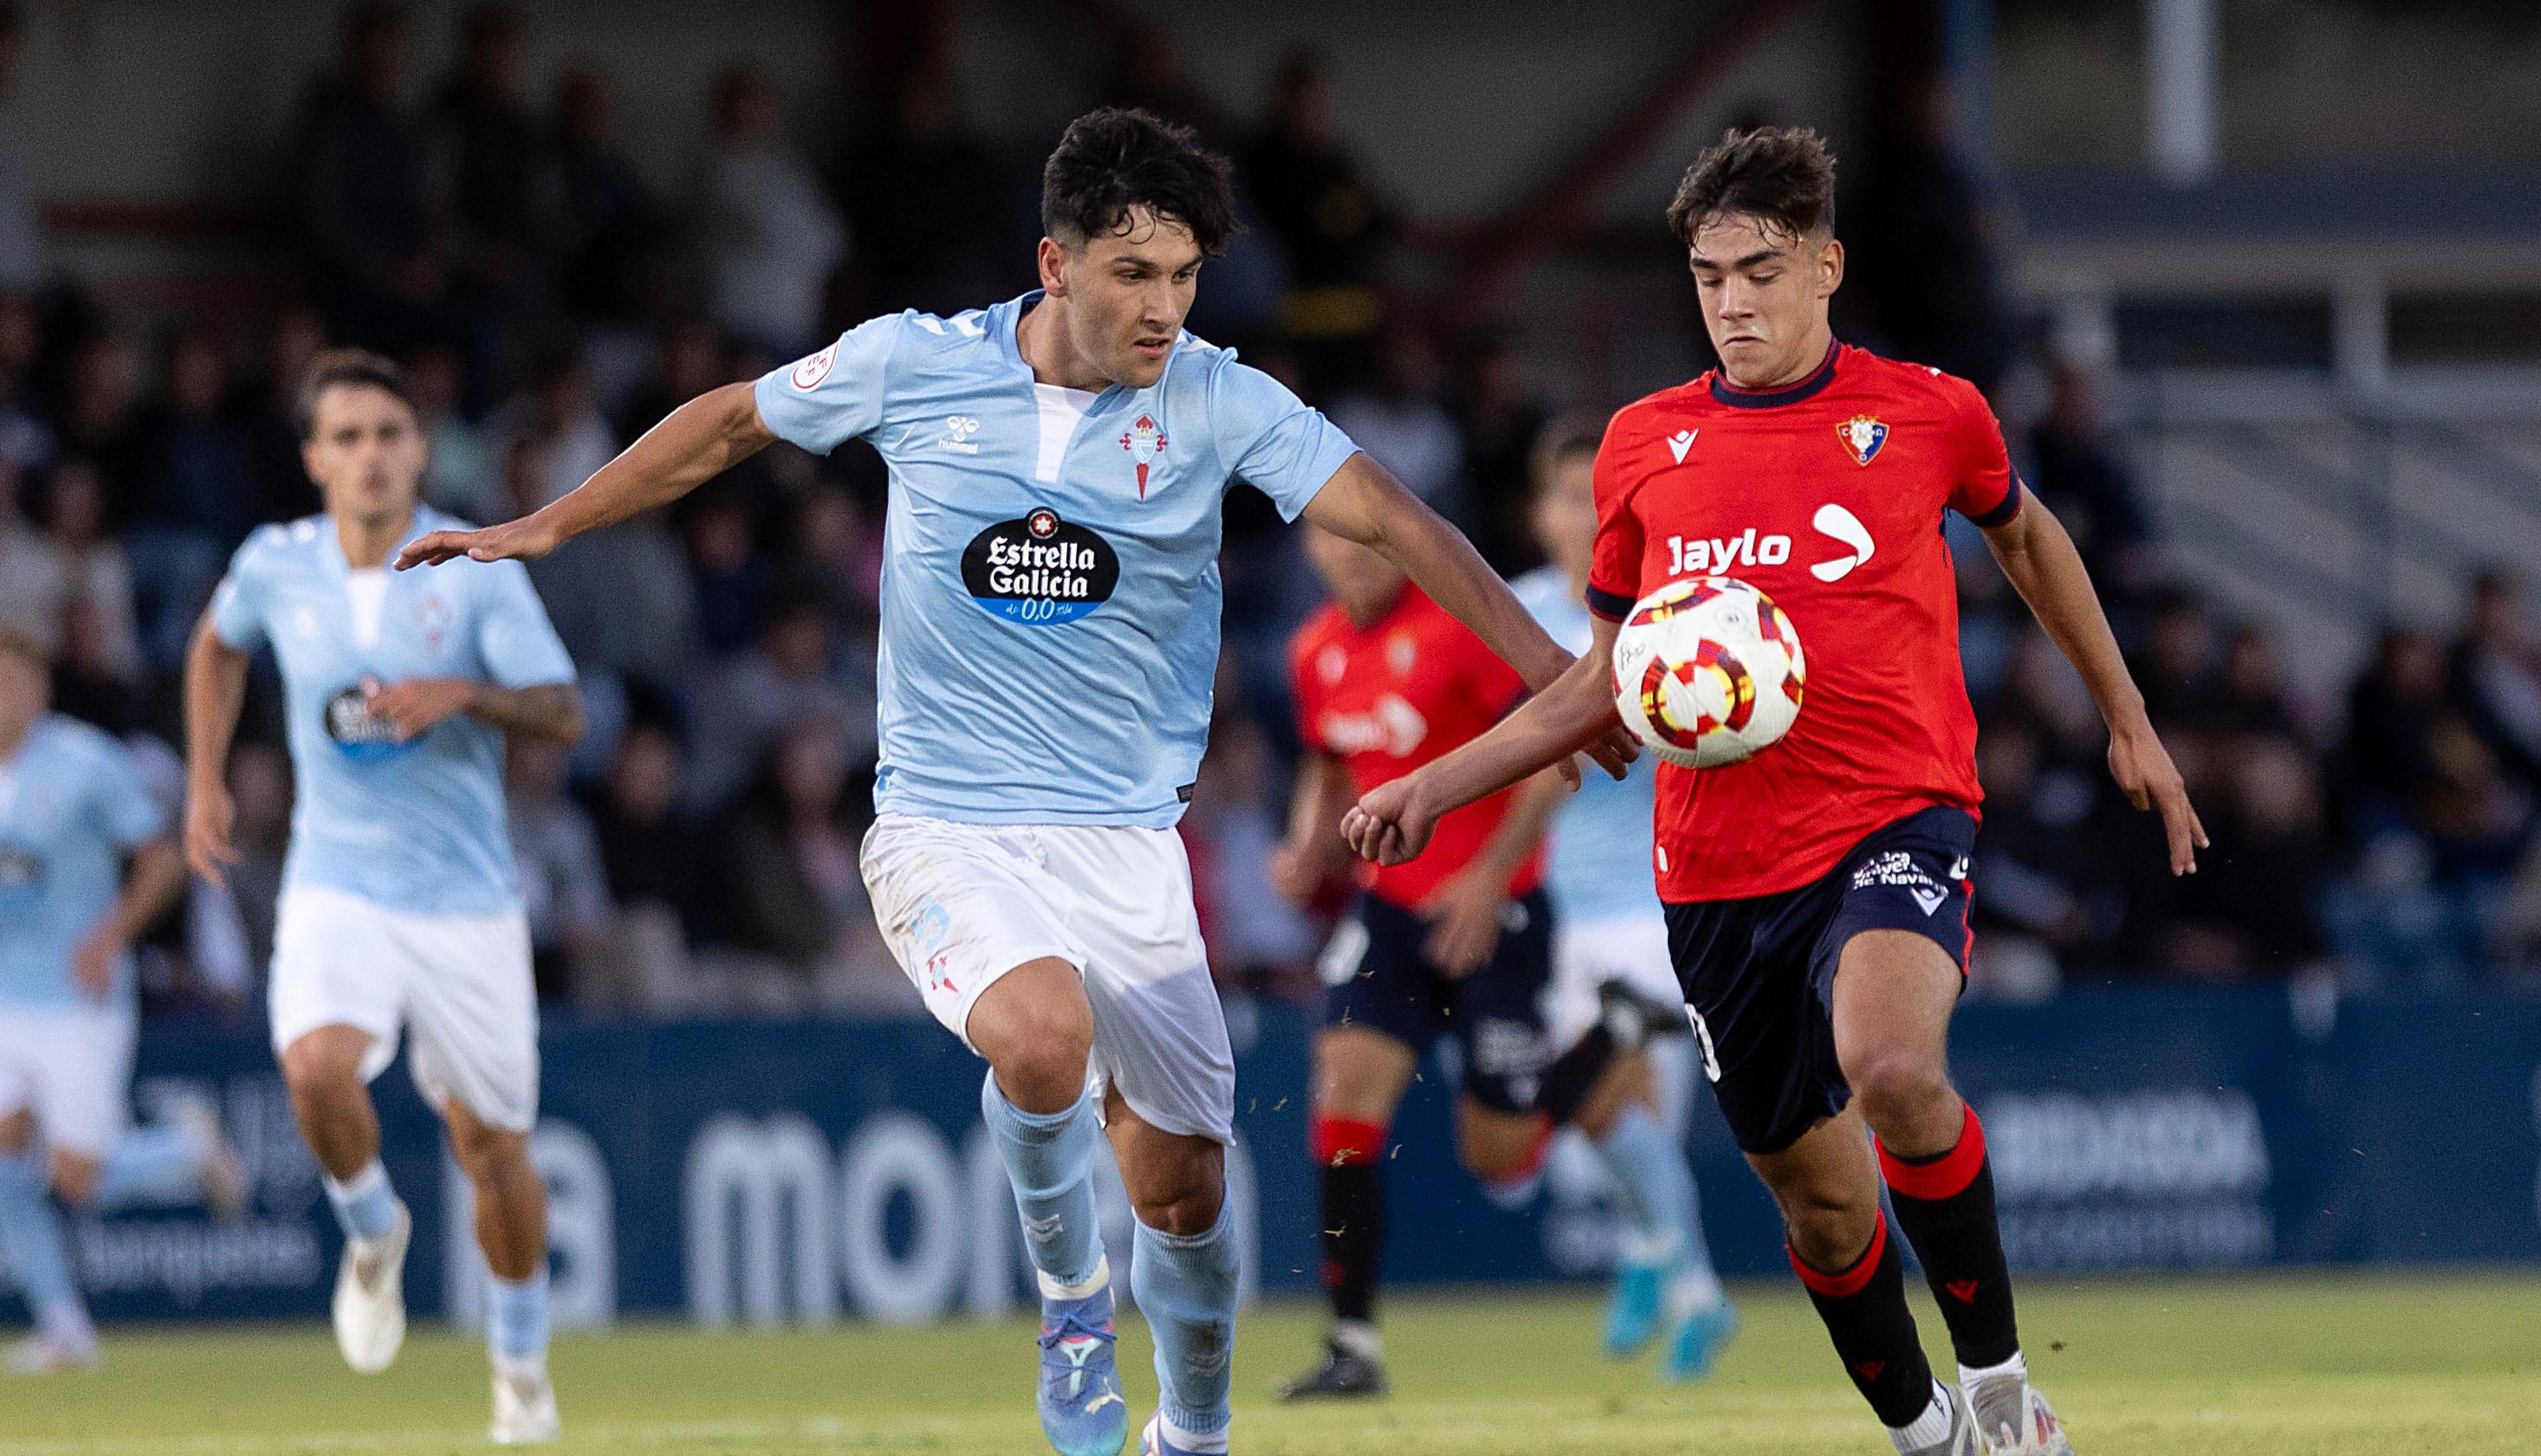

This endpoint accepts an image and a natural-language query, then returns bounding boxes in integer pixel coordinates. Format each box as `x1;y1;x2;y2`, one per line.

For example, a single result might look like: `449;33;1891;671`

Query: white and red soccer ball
1610;577;1806;768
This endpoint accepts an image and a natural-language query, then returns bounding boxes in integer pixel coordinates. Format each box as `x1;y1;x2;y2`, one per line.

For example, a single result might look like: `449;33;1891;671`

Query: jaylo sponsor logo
1662;503;1877;583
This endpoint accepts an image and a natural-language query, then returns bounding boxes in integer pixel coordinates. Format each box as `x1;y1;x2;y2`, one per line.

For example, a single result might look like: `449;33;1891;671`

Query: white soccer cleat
171;1095;251;1222
1967;1375;2073;1456
331;1200;410;1374
490;1369;561;1445
4;1334;101;1375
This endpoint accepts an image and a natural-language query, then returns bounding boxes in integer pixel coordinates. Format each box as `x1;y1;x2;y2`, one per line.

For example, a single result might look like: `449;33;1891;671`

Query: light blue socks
1131;1206;1239;1453
94;1124;209;1207
981;1072;1105;1294
0;1151;88;1343
323;1160;401;1244
487;1267;552;1372
1596;1103;1721;1297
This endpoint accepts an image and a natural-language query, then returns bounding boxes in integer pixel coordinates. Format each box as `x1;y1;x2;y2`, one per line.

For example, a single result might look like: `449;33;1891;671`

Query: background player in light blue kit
183;353;585;1443
0;626;243;1375
1511;417;1734;1381
400;108;1630;1456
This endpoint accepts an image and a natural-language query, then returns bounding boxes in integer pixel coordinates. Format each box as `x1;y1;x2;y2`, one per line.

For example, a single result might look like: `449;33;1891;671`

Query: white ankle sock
1887;1379;1954;1453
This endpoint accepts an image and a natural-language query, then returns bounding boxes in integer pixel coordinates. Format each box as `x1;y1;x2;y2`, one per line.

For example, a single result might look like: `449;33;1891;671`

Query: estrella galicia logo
0;839;43;909
323;677;417;760
960;508;1118;624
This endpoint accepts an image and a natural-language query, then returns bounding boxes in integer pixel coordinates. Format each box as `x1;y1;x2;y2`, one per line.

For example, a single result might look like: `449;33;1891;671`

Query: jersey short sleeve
1943;379;2022;527
1585;413;1648;620
755;312;904;456
207;531;275;651
471;558;577;689
89;737;167;851
1213;358;1360;521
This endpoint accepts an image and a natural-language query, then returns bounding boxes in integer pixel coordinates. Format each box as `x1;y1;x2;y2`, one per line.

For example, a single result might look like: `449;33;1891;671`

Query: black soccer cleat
1277;1340;1389;1401
1598;977;1689;1052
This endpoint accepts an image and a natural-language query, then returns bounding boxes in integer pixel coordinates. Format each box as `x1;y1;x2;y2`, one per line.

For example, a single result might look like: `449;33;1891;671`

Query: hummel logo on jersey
1809;502;1876;582
938;416;982;454
1667;428;1698;463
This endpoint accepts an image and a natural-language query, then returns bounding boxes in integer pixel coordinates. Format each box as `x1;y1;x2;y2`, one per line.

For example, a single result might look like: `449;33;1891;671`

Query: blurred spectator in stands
545;64;660;348
485;339;614;508
712;714;884;990
508;735;613;1000
690;65;846;356
292;2;448;353
1243;51;1388;392
681;484;766;657
0;290;49;471
838;66;1014;319
499;432;697;693
0;453;56;649
2210;624;2303;741
791;483;883;630
2024;362;2156;606
2336;626;2453;844
130;332;256;668
2446;570;2541;793
1329;321;1467;526
0;6;45;294
404;341;496;521
2127;587;2218;729
1451;331;1549;574
616;318;729;444
1967;714;2109;997
588;713;708;940
29;456;142;704
54;333;149;514
430;3;544;337
1844;76;2013;398
2162;735;2329;979
684;586;873;813
233;304;328;524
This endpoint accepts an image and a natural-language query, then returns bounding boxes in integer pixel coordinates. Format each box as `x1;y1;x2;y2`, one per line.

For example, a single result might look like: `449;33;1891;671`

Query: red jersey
1291;586;1545;909
1586;341;2019;903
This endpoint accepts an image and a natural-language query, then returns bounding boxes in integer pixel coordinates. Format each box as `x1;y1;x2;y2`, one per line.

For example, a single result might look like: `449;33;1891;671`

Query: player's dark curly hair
1040;107;1238;257
1666;126;1838;248
295;348;417;439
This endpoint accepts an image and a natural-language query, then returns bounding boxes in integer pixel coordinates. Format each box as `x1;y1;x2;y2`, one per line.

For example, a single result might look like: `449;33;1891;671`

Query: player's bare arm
1418;765;1568;975
72;838;186;1000
366;679;586;746
1980;492;2207;875
396;382;776;569
180;614;252;889
1344;618;1624;866
1270;750;1357;905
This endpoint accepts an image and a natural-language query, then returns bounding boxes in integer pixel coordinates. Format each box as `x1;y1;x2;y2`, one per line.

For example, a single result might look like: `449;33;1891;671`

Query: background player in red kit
1271;527;1661;1401
1341;128;2206;1456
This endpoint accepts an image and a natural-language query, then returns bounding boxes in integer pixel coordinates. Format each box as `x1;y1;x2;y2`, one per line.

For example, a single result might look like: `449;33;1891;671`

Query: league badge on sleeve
1837;415;1889;466
1120;415;1168;499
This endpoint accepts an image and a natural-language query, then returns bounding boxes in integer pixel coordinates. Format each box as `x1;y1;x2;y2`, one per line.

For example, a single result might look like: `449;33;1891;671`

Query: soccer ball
1610;577;1805;768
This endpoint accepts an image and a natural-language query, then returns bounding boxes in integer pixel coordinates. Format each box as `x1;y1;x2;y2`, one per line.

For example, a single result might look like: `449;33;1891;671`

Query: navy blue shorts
1319;888;1554;1114
1662;806;1977;1156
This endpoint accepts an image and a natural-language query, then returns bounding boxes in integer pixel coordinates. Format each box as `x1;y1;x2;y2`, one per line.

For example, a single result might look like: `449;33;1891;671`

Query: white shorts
270;886;540;1132
0;1005;135;1158
1544;911;1683;1051
860;812;1235;1146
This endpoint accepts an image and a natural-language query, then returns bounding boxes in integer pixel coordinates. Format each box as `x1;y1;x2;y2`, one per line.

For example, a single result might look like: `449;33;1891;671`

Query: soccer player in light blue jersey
1511;417;1734;1382
184;352;584;1443
402;108;1630;1456
0;627;244;1375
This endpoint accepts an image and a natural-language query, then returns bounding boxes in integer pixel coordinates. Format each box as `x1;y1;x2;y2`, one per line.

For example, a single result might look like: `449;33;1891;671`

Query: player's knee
48;1155;100;1208
279;1034;367;1108
1776;1180;1880;1269
448;1121;530;1187
1844;1046;1954;1136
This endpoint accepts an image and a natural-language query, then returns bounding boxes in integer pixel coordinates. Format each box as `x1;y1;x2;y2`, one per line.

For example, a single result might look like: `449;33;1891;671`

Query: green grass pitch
5;1272;2537;1453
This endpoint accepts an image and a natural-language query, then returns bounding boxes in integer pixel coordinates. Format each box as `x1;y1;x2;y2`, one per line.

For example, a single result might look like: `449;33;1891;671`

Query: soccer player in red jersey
1271;526;1651;1401
1341;128;2206;1455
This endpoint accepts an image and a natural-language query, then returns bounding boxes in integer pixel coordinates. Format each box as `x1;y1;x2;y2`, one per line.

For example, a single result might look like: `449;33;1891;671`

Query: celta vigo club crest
1121;414;1168;499
1837;415;1889;466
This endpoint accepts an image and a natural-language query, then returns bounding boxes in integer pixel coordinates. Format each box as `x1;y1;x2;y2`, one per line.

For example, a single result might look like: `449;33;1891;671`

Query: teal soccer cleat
1659;1292;1739;1382
1036;1285;1130;1456
1602;1259;1667;1358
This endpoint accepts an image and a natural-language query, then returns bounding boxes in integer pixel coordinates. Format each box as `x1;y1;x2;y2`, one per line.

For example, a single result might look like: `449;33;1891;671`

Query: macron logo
1667;429;1698;463
1809;503;1876;582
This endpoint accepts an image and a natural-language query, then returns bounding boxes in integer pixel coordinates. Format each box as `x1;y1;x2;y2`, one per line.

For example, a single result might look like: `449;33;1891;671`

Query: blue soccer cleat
1660;1294;1740;1382
1602;1259;1668;1358
1036;1284;1130;1456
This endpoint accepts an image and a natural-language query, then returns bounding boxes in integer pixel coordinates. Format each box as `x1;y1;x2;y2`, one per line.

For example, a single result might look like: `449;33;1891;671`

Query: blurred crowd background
4;0;2540;1022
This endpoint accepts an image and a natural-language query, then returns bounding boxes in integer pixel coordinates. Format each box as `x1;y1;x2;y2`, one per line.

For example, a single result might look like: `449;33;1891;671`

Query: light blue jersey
1515;566;1661;923
0;715;165;1009
210;508;575;916
756;292;1359;826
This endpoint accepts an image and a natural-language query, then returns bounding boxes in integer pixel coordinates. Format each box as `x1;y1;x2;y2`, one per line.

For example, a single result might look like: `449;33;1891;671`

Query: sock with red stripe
1789;1213;1937;1428
1879;1103;2020;1369
1312;1116;1386;1329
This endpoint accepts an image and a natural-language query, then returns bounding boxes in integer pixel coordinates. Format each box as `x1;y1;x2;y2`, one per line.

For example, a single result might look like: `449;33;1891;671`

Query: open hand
185;780;239;890
396;515;559;570
71;924;122;1000
2109;722;2207;875
367;679;481;741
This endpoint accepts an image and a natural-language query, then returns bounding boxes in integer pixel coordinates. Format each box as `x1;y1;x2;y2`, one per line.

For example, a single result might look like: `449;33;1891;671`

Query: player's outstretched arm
1301;454;1637;778
75;838;186;999
1343;630;1623;866
1267;750;1356;906
398;382;776;569
181;613;250;890
1982;489;2207;875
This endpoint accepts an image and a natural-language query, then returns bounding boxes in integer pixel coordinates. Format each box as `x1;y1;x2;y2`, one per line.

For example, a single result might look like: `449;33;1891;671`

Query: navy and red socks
1878;1102;2021;1369
1311;1116;1387;1330
1788;1213;1936;1428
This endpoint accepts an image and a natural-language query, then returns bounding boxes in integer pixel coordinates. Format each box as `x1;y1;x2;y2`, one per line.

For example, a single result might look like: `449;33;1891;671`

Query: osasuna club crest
1120;414;1168;498
1838;415;1889;466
